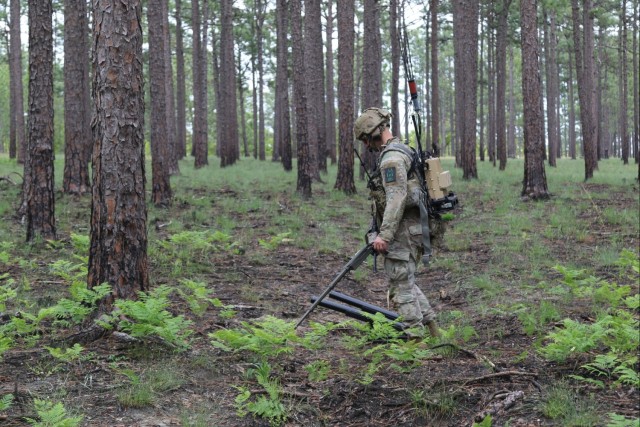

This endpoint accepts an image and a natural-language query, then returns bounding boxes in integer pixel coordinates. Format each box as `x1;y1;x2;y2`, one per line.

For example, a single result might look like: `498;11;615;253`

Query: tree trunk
89;0;148;311
619;0;629;164
571;0;598;179
496;0;511;170
63;0;91;194
507;44;517;158
520;0;550;199
291;0;311;198
175;0;187;159
543;8;557;167
430;0;440;155
305;0;325;178
237;49;249;158
325;0;337;165
255;0;267;161
219;0;238;167
192;0;208;167
453;0;479;179
633;0;639;165
478;20;485;162
568;49;577;160
9;0;26;162
334;0;356;195
360;0;382;174
26;0;56;242
162;0;179;175
390;0;401;138
148;0;172;206
275;0;292;170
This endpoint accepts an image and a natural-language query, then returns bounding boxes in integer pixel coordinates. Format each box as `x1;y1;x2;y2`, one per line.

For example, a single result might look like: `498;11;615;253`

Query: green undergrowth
0;155;638;425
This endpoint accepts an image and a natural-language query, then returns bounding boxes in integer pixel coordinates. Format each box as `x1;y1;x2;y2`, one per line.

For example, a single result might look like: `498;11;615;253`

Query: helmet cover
354;107;392;141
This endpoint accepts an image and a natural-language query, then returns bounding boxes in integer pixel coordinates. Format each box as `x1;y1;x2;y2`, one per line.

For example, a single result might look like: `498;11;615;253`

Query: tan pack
424;158;452;200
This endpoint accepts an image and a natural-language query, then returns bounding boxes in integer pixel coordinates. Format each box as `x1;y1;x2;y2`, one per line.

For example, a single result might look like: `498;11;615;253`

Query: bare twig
463;370;538;386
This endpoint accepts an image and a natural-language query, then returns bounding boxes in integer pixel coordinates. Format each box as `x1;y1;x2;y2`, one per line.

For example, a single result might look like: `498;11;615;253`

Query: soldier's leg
385;257;424;334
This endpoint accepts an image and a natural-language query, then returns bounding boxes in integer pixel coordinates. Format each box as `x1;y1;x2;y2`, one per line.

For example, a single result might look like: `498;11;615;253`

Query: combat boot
424;320;441;338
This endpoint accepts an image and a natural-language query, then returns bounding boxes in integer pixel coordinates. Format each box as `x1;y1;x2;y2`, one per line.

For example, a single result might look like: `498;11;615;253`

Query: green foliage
105;285;194;350
515;300;561;336
25;400;83;427
0;393;13;411
177;279;225;317
0;276;17;312
234;361;287;426
210;316;298;357
472;415;492;427
607;413;640;427
538;382;600;426
45;344;85;363
258;232;292;250
304;360;330;382
69;234;90;255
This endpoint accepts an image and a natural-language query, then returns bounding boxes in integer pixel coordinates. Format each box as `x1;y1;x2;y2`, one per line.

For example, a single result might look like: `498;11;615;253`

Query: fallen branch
463;370;538;386
474;390;524;423
430;342;498;371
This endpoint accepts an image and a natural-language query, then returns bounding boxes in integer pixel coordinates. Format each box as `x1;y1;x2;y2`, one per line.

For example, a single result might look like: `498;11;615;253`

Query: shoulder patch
384;167;396;183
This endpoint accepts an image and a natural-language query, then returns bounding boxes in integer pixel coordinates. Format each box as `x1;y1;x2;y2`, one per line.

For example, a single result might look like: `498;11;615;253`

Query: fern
210;316;298;357
0;393;13;411
177;279;220;316
0;279;17;312
25;400;83;427
234;361;287;426
607;413;640;427
258;232;292;250
111;285;193;350
45;344;85;363
69;234;90;255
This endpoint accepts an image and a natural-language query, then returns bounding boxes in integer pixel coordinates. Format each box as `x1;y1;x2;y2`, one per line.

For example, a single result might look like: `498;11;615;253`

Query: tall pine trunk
63;0;91;194
275;0;292;170
175;0;187;159
219;0;238;167
431;0;440;155
334;0;356;195
148;0;172;206
89;0;149;309
26;0;56;241
9;0;26;162
325;0;337;164
520;0;549;199
291;0;311;198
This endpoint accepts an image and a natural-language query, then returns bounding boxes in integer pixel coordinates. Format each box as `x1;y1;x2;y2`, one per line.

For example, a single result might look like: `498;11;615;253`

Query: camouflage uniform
368;137;436;335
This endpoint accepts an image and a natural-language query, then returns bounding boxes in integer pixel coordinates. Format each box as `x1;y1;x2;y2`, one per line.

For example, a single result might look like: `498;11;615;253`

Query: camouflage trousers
384;255;436;336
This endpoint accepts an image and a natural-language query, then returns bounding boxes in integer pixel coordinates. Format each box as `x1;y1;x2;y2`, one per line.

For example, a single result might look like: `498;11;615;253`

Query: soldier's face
363;135;382;152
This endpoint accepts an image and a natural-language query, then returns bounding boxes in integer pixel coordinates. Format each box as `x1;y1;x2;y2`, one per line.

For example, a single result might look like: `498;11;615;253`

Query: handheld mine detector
294;241;375;329
399;8;458;265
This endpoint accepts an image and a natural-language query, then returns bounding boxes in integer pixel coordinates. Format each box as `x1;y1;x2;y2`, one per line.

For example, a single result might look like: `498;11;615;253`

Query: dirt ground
1;182;639;427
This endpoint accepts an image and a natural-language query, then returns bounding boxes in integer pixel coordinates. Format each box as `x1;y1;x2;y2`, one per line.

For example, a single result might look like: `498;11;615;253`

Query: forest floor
0;156;638;427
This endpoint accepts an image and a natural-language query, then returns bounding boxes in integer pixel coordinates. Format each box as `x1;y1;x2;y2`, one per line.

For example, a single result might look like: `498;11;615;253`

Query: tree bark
192;0;208;167
305;0;325;178
453;0;479;179
26;0;56;242
275;0;292;170
63;0;91;194
219;0;238;167
360;0;382;174
334;0;356;195
163;0;179;175
89;0;149;311
390;0;401;138
520;0;550;199
568;52;577;160
175;0;187;159
619;0;629;164
633;0;639;165
507;44;517;158
255;0;267;161
431;0;440;155
571;0;598;179
325;0;337;165
9;0;26;162
291;0;312;198
496;0;511;170
543;8;558;167
148;0;172;206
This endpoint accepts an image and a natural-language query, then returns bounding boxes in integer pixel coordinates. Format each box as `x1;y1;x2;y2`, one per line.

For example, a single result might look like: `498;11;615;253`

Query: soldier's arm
378;154;409;242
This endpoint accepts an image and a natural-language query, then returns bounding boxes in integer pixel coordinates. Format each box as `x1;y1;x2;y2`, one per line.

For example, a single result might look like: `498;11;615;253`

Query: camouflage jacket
368;138;424;244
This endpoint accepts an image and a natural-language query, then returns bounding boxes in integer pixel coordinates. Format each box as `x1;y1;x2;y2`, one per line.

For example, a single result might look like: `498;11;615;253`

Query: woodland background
0;0;638;426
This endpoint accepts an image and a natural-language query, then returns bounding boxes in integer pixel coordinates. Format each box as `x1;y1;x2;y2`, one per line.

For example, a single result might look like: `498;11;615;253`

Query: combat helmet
354;107;392;141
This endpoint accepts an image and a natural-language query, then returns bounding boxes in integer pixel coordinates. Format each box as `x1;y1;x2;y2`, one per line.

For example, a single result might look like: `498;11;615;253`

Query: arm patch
384;167;396;183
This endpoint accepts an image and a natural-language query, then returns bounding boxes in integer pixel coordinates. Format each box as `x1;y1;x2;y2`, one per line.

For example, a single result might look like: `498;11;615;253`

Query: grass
0;153;638;425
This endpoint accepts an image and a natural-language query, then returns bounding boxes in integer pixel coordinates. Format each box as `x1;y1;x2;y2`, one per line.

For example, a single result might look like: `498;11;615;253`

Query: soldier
354;107;441;338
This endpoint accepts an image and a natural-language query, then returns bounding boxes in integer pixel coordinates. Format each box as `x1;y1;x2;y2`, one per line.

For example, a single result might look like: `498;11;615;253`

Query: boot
425;320;441;338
